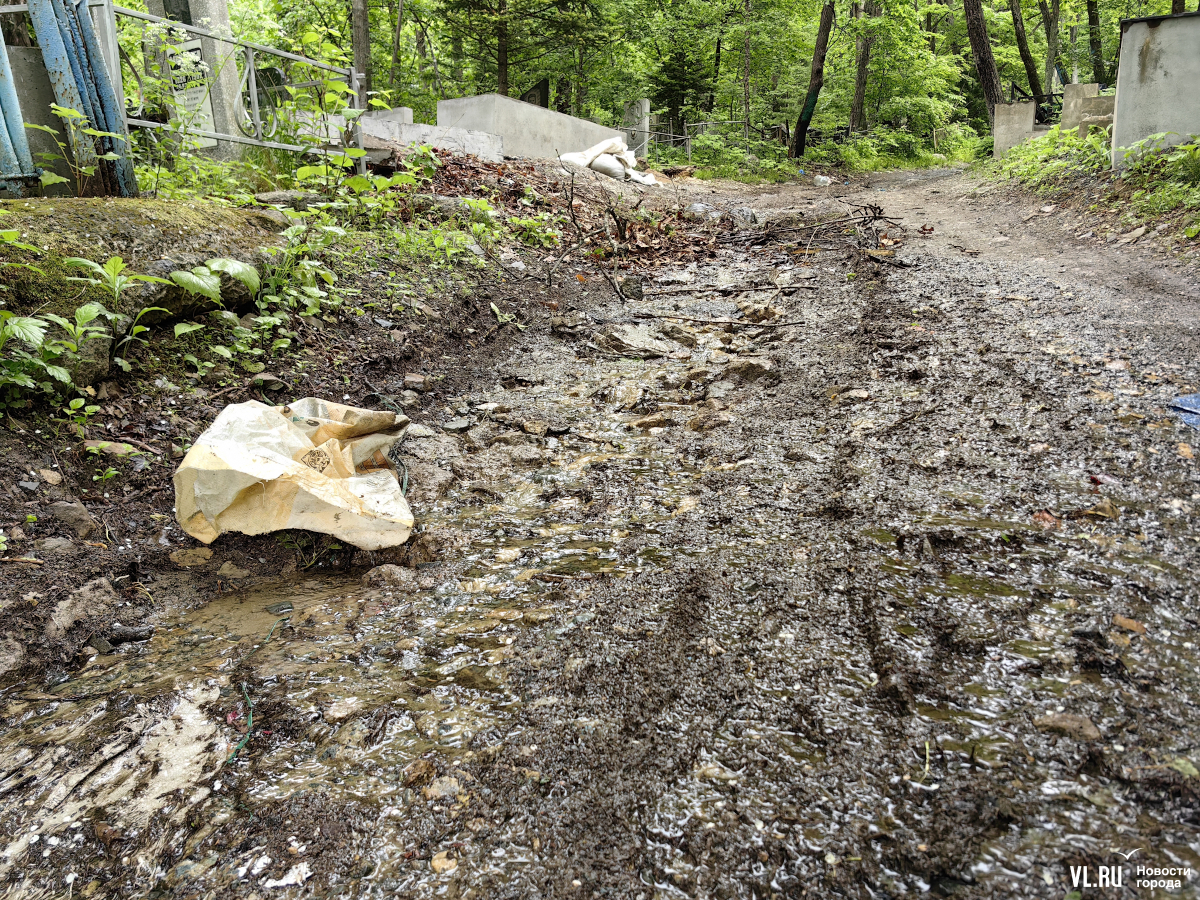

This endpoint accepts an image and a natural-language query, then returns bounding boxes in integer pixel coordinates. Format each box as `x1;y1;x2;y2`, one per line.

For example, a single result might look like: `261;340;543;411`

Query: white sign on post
169;39;218;148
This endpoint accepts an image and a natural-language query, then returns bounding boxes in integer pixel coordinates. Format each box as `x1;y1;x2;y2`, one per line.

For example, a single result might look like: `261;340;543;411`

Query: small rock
593;324;673;358
324;697;361;723
18;480;39;492
362;564;417;588
254;189;321;210
403;759;437;786
217;562;250;578
38;468;62;486
617;275;644;301
659;323;698;347
682;202;721;222
686;410;733;432
422;776;461;801
442;418;472;434
48;500;98;538
87;635;115;654
399;390;422;408
522;420;549;437
631;411;677;430
430;851;457;874
464;424;498;450
0;638;26;676
170;547;213;567
784;447;817;462
83;439;138;458
405;423;438;439
9;527;24;540
1034;713;1101;741
706;381;735;401
724;356;774;382
404;373;428;393
731;207;758;225
34;537;77;555
45;578;122;641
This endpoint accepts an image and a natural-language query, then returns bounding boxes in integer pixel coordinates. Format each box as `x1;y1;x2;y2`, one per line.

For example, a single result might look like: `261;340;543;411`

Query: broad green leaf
170;267;222;302
206;258;260;295
40;171;69;188
4;316;48;346
343;174;372;194
113;357;131;372
211;344;233;359
174;322;205;338
43;364;72;383
75;304;104;326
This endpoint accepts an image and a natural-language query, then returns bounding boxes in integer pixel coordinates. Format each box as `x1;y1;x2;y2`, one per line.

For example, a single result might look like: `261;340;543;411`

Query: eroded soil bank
1;168;1198;900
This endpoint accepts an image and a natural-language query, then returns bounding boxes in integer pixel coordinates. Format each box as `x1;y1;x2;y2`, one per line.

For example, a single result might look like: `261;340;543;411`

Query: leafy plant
0;311;70;407
63;396;101;438
64;256;171;308
508;212;565;248
92;466;119;482
25;104;127;196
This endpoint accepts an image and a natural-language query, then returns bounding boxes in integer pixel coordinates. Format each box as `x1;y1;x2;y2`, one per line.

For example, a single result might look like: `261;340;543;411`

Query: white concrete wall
437;93;622;159
1061;83;1099;131
1112;13;1200;169
993;101;1037;158
312;114;504;162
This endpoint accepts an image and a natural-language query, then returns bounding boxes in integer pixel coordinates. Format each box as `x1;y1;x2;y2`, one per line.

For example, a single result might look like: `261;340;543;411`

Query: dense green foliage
228;0;1187;167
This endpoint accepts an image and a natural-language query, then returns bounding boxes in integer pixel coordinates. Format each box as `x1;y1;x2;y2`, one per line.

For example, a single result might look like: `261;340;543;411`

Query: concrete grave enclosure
993;102;1050;159
1112;11;1200;169
437;94;624;160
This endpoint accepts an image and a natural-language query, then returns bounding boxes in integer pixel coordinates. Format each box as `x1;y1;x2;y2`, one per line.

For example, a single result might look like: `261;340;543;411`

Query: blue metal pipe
0;40;37;174
26;0;96;166
70;0;136;195
47;0;101;135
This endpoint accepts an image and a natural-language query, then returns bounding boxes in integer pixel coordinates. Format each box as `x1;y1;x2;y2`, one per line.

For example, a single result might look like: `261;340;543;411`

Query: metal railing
0;0;365;169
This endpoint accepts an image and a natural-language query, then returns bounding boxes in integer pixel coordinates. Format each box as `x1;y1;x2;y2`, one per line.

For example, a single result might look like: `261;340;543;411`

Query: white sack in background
174;397;415;550
559;137;658;185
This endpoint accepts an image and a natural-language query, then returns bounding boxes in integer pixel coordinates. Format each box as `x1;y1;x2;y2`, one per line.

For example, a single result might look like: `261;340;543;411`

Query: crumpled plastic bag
174;398;415;550
559;137;658;185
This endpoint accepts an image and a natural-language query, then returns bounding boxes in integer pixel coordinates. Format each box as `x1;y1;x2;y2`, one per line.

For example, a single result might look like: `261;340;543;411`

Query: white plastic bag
589;153;627;179
559;136;628;170
174;398;415;550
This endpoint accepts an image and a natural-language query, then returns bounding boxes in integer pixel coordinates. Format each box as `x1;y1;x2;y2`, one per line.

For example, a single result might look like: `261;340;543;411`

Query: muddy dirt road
2;168;1198;899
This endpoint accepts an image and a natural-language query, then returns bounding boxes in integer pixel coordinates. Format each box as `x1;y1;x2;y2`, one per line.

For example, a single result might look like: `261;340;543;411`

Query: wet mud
1;169;1198;899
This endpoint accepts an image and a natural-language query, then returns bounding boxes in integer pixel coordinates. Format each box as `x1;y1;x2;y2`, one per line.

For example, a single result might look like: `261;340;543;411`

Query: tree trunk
964;0;1003;122
790;0;834;158
1086;0;1105;84
706;35;720;112
1;8;32;47
850;0;880;132
497;0;509;96
351;0;371;105
742;0;752;142
389;0;405;87
1010;0;1042;98
1038;0;1060;96
1172;0;1185;13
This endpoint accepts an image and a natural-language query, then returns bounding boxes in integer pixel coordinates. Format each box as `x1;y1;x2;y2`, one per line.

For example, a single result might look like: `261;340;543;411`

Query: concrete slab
314;114;504;162
437;93;622;159
1061;83;1099;131
4;47;73;196
367;107;413;125
993;101;1037;158
1112;12;1200;169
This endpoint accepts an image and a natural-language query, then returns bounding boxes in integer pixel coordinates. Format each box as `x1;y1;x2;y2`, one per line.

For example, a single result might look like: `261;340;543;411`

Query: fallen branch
0;557;44;565
632;311;813;329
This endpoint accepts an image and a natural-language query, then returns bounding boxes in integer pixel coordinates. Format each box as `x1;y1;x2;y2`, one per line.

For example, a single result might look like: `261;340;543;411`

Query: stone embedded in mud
686;410;733;432
0;638;25;677
465;424;498;450
423;776;461;801
34;537;77;556
255;189;321;210
658;322;698;347
706;381;735;401
404;373;429;393
324;697;361;723
403;461;455;504
47;500;98;539
45;577;121;642
217;562;250;578
404;759;437;786
592;324;673;358
631;411;677;430
430;850;458;874
1034;713;1101;742
69;329;113;388
617;275;644;301
522;420;549;437
442;418;473;434
171;547;214;567
724;356;774;382
363;564;417;589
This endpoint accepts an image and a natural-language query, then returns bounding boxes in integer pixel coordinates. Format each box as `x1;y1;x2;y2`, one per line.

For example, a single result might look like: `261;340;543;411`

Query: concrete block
437;93;623;160
993;101;1037;159
1079;95;1115;119
1061;83;1099;131
318;114;504;162
1113;12;1200;169
367;106;413;125
4;47;73;196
